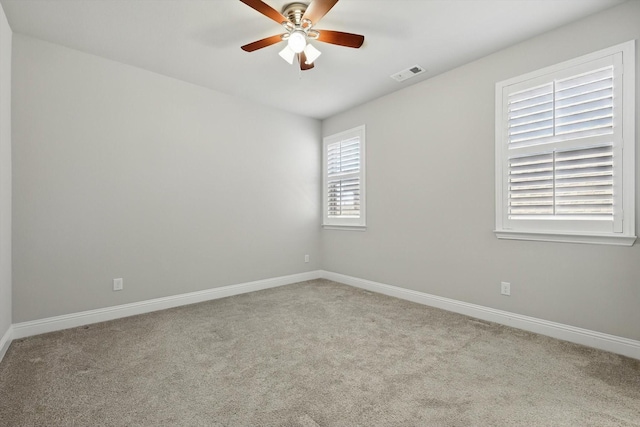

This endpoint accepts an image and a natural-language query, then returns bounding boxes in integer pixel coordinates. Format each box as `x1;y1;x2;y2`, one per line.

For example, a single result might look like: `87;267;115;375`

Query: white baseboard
10;270;322;342
4;269;638;363
0;325;12;362
321;271;640;360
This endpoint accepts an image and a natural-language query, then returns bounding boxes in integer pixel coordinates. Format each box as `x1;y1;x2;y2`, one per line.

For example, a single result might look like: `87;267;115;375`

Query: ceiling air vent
390;65;426;82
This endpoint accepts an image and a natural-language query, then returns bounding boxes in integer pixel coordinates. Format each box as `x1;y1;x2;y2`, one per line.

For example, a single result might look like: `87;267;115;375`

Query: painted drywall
322;1;640;341
0;3;11;344
12;35;321;322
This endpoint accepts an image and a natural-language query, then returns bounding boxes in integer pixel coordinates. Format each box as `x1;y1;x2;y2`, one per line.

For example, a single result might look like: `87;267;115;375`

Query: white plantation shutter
495;41;636;245
507;67;614;149
505;63;618;225
508;145;614;219
327;138;361;218
323;126;366;228
555;68;614;139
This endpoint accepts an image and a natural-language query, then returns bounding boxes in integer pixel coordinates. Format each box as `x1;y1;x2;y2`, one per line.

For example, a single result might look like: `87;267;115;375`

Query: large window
495;41;635;246
322;125;366;229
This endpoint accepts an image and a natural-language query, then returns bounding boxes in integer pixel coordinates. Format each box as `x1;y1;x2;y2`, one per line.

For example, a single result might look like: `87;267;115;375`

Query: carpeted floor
1;279;639;426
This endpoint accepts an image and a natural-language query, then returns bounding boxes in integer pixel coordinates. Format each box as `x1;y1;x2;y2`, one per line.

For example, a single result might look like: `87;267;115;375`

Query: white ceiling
0;0;626;119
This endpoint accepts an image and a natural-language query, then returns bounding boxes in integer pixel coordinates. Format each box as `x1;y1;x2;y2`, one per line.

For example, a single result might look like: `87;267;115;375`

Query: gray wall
322;1;640;341
0;3;11;340
12;35;321;323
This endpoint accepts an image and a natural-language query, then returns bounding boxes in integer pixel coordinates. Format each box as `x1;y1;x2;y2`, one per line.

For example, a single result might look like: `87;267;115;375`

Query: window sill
322;224;367;231
494;230;636;246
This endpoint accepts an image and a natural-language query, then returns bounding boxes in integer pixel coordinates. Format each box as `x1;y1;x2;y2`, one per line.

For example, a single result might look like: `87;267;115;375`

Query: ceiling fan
239;0;365;70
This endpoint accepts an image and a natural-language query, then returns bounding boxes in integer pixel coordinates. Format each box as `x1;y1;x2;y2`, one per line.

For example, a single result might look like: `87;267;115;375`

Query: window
322;125;366;229
495;41;635;246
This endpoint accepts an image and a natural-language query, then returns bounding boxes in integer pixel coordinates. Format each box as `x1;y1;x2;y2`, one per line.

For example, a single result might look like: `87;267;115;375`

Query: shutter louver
555;145;613;216
508;153;555;216
508;84;554;147
327;137;361;219
327;178;360;217
508;145;613;220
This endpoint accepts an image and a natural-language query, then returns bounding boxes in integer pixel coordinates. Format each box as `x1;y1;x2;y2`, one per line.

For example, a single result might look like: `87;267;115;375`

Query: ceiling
0;0;626;120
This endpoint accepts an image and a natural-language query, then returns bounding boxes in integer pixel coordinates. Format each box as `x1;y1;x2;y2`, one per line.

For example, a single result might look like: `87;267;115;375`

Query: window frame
494;41;636;246
322;125;366;230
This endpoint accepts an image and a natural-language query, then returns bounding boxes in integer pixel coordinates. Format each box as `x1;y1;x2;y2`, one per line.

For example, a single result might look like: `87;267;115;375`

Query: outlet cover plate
501;282;511;296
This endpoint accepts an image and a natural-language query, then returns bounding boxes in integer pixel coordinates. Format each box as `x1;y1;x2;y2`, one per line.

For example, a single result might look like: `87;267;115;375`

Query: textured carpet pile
1;279;639;426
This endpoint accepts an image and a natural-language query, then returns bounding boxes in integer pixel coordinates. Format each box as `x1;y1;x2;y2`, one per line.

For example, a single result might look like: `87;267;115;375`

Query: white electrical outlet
501;282;511;296
304;254;310;263
113;278;123;291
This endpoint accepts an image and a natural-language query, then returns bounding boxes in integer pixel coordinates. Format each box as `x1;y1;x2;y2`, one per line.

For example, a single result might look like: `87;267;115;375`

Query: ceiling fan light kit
240;0;364;71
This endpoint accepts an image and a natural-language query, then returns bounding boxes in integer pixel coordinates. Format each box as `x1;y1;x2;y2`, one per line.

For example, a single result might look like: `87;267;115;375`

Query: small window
322;125;366;230
495;41;635;246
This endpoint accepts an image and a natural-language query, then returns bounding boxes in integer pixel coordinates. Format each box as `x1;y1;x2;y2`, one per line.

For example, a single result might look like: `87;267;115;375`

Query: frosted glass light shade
279;46;295;64
287;30;306;53
303;44;321;64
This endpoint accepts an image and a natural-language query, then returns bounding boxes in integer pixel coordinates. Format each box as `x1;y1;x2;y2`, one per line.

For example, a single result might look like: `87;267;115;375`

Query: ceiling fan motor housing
282;3;309;25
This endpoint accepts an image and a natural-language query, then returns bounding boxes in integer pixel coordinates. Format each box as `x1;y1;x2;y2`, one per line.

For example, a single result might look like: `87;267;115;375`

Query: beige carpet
1;279;639;426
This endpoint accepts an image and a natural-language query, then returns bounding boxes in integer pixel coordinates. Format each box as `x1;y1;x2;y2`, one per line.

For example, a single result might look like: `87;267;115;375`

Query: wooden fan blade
299;52;315;70
239;0;288;25
316;30;364;48
302;0;339;25
241;34;283;52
